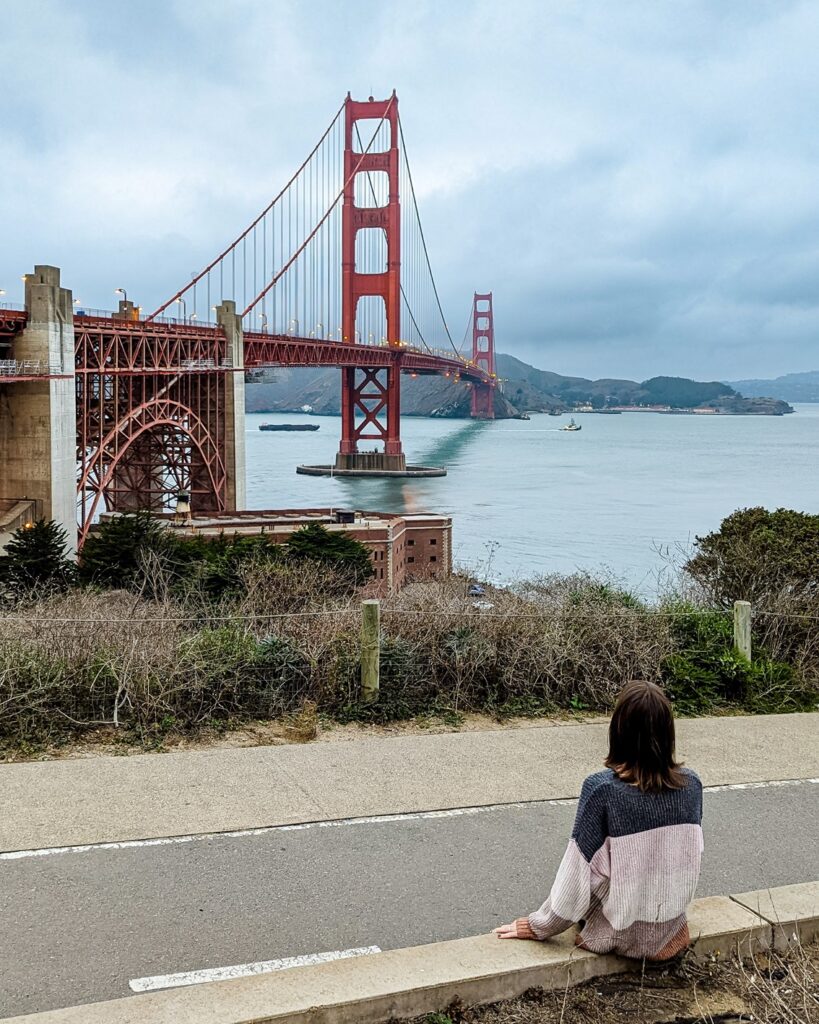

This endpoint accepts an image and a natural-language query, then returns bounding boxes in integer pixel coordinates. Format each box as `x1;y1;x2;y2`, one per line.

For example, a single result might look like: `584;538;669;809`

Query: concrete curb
731;880;819;951
3;882;816;1024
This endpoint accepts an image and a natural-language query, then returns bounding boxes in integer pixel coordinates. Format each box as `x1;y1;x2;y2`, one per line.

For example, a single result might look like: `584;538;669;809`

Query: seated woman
495;679;703;960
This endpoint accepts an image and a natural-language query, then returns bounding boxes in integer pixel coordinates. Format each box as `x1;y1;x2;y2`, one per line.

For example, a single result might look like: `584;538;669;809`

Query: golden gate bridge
0;93;497;547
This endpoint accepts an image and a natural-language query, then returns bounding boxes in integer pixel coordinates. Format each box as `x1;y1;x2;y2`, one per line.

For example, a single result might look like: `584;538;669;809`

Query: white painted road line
129;945;382;992
3;778;816;862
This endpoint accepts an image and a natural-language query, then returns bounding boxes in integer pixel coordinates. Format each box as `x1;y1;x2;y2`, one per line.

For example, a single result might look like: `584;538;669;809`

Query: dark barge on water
259;423;320;432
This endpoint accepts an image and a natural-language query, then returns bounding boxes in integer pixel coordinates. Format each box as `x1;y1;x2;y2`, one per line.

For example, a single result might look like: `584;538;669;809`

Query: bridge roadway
0;309;491;383
1;714;817;1018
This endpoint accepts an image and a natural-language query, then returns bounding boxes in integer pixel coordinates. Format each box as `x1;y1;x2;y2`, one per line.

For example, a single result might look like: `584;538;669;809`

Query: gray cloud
2;0;818;380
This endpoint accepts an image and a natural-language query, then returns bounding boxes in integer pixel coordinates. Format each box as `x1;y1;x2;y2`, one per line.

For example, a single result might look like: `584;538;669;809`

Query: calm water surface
246;406;819;591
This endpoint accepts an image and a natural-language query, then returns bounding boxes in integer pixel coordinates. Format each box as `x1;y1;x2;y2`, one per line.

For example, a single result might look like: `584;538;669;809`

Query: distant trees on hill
638;376;735;407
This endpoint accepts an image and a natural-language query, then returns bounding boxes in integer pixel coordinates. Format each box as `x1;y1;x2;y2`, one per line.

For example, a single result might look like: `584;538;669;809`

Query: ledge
731;880;819;951
4;882;816;1024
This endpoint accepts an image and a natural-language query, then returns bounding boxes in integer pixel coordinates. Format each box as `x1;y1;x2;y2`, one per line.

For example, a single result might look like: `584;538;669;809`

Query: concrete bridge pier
215;300;246;511
0;266;77;551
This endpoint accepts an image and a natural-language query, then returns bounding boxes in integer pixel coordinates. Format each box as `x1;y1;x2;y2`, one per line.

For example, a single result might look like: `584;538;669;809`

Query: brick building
140;508;452;595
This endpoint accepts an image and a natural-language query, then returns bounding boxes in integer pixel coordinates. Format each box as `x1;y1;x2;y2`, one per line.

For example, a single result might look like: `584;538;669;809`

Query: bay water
246;405;819;593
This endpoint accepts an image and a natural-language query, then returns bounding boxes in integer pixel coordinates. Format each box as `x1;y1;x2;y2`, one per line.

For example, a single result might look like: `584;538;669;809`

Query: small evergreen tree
78;511;168;589
286;523;374;587
0;519;75;598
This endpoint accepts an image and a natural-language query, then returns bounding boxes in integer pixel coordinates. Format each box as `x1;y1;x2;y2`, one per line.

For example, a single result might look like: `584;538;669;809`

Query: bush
169;535;287;601
0;569;815;754
286;523;374;588
685;507;819;606
0;519;75;599
78;512;168;589
661;605;814;715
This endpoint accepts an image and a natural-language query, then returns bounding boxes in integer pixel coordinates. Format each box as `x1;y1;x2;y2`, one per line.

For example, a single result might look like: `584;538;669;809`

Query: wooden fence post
361;599;380;703
733;600;752;661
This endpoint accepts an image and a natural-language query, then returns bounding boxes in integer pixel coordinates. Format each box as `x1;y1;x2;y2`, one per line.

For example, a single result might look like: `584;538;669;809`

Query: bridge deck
3;313;491;385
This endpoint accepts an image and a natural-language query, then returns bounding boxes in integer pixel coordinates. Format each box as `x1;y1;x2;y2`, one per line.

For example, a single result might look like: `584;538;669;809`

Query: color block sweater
517;768;703;960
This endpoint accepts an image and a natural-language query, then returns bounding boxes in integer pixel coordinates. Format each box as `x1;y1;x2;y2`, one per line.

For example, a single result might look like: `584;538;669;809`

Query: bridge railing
0;358;64;377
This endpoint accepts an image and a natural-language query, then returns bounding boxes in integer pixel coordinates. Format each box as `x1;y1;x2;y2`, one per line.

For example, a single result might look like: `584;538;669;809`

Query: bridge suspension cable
146;102;346;326
147;95;471;373
148;99;402;345
397;112;462;362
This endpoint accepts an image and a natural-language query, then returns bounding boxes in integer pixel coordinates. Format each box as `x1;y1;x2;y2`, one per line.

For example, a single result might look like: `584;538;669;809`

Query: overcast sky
2;0;818;380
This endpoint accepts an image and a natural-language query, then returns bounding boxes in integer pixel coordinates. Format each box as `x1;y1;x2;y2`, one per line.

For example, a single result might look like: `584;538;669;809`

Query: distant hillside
494;356;738;410
245;356;793;418
728;370;819;403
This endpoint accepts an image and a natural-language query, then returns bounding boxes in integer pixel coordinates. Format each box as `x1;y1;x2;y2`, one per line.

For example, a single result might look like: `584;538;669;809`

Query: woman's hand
494;918;537;940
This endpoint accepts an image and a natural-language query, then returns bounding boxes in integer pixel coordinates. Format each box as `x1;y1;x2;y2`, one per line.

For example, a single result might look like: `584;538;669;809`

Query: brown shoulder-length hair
604;680;687;792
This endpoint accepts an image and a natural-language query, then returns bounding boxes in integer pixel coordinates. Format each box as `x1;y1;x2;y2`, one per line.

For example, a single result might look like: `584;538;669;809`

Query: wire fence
0;601;817;625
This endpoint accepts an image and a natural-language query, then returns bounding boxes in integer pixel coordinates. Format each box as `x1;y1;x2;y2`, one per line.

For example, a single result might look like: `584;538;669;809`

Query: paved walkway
2;712;817;852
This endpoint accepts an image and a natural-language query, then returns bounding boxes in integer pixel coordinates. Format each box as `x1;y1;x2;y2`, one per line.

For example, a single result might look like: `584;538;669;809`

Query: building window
430;538;437;545
408;539;415;546
408;556;415;564
430;555;437;563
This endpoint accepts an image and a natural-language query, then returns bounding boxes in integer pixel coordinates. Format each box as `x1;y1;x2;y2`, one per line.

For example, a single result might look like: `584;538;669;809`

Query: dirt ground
0;709;610;762
397;943;819;1024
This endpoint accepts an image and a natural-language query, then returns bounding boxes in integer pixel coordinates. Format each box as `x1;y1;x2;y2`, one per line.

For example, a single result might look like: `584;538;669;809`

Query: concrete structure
2;883;815;1024
297;458;448;478
0;267;77;550
106;507;453;594
216;301;247;511
3;712;815;854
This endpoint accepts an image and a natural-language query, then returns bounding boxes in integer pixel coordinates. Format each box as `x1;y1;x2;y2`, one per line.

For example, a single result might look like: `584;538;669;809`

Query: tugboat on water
561;417;582;432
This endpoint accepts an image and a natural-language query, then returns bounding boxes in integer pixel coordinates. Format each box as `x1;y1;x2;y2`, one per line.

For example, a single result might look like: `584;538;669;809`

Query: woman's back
497;680;704;960
561;767;703;958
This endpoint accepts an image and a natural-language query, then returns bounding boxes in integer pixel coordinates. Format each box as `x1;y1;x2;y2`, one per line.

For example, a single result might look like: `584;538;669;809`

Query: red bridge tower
336;93;404;472
470;292;496;419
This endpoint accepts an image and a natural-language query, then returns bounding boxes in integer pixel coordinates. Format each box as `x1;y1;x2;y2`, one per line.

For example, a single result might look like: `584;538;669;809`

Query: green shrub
685;507;819;605
78;512;168;589
171;535;286;601
661;605;814;714
286;523;373;588
0;519;75;598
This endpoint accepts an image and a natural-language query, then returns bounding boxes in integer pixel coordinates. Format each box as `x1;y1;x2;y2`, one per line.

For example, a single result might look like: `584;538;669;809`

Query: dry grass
379;574;673;715
399;941;819;1024
0;568;815;755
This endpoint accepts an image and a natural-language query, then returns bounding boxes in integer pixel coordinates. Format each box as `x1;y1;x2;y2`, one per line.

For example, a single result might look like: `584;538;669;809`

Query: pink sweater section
523;770;703;960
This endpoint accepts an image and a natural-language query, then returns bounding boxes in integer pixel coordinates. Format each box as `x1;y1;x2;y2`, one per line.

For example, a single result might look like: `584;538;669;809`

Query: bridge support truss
75;306;236;543
470;292;496;420
336;93;406;472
